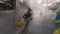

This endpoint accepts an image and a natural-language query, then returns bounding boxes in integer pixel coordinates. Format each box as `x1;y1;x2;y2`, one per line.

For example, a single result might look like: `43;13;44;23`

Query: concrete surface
24;11;59;34
0;10;15;34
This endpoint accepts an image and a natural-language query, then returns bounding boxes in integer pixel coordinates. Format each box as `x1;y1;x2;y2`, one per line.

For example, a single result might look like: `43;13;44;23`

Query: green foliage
54;20;60;25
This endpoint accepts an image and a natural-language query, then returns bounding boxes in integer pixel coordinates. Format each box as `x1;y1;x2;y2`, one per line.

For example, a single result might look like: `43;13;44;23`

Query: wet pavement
0;10;15;34
24;11;59;34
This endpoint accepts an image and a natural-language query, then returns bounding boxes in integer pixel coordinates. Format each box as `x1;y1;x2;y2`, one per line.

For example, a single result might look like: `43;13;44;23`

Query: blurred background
0;0;60;34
